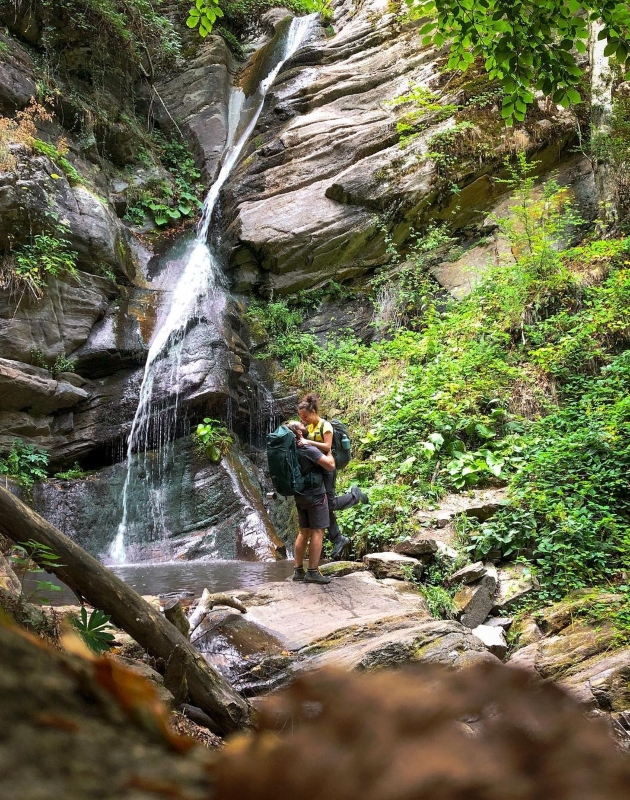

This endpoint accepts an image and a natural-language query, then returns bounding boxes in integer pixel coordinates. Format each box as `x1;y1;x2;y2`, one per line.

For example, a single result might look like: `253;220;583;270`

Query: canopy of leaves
407;0;630;123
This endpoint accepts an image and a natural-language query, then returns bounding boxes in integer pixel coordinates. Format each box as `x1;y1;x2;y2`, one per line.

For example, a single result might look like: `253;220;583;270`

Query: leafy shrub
9;539;63;603
2;232;79;300
249;158;630;601
0;441;49;490
51;355;77;377
194;418;233;463
43;0;181;75
470;351;630;600
421;584;458;619
72;607;116;653
125;132;203;228
385;86;458;147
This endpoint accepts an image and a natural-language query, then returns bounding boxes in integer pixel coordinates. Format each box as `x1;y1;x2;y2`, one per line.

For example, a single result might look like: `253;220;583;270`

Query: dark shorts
295;492;330;530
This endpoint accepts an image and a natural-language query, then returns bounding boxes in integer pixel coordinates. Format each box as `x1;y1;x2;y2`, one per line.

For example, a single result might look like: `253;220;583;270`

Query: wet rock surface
153;36;235;184
31;440;284;563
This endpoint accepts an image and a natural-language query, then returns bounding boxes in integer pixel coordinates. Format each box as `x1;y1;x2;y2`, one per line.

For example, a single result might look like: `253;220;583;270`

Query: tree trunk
0;485;250;735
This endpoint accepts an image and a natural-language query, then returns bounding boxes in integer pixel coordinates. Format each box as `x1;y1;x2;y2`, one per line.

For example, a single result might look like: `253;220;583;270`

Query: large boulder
0;151;134;281
154;36;235;184
363;551;423;580
492;562;539;611
472;624;508;660
0;271;116;364
509;592;630;721
192;573;498;693
0;359;88;415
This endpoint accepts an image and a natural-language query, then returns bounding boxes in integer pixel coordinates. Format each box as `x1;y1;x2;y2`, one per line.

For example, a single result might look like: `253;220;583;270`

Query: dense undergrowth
248;157;630;602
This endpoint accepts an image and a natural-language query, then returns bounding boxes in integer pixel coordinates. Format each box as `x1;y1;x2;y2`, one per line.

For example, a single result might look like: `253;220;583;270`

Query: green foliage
187;0;318;39
32;139;81;185
43;0;181;75
250;156;630;599
372;223;453;330
404;0;624;124
425;122;485;177
386;86;458;147
54;462;89;480
72;607;116;653
125;132;203;228
421;584;458;618
51;354;77;376
187;0;224;37
575;585;630;644
0;440;49;490
27;350;77;377
214;25;246;59
245;284;354;378
470;349;630;600
7;232;78;300
194;418;233;463
9;539;63;603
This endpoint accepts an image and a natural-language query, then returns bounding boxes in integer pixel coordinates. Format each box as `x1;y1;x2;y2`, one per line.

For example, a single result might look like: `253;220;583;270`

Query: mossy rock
320;561;366;577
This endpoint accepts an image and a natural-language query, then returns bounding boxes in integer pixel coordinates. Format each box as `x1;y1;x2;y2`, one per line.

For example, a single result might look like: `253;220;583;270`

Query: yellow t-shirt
307;419;333;443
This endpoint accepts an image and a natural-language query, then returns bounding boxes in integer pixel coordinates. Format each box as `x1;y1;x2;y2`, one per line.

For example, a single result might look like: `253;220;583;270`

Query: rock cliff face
221;0;594;295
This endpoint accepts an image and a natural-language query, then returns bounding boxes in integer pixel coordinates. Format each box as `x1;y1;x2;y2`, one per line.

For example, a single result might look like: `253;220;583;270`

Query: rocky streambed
104;558;630;746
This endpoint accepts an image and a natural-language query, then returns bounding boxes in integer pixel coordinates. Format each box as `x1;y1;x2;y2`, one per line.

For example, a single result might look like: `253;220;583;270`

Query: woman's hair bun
298;393;320;413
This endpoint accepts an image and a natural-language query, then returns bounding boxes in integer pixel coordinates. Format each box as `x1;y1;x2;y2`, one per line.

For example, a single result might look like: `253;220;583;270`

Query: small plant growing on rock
71;607;116;653
194;418;233;463
2;232;79;301
54;463;89;481
51;355;77;377
0;440;49;490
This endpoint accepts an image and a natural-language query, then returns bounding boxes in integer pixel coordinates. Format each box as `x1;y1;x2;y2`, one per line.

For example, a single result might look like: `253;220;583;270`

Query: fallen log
189;589;248;635
0;485;250;734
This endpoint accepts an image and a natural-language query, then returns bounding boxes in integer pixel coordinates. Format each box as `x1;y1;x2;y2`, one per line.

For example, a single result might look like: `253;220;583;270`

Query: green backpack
331;419;352;470
266;425;323;497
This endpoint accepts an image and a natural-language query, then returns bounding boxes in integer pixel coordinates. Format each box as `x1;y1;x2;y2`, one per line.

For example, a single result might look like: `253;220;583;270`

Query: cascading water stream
109;16;314;564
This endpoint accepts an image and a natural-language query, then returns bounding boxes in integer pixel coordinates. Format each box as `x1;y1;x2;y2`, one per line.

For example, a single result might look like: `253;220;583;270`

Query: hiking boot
351;486;370;504
304;568;331;585
292;566;306;581
330;534;350;560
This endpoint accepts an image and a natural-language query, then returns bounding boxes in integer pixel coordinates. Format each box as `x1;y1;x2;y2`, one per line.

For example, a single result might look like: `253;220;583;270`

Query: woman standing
297;393;333;454
297;393;368;559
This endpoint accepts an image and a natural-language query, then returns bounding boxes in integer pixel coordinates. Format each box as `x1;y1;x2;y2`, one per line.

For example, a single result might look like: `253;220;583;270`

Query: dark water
25;560;295;606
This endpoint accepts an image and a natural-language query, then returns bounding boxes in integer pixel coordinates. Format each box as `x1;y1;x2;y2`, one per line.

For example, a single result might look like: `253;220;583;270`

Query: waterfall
109;16;314;564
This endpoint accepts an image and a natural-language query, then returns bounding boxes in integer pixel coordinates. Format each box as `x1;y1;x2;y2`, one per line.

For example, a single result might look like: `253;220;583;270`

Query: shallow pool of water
25;560;295;606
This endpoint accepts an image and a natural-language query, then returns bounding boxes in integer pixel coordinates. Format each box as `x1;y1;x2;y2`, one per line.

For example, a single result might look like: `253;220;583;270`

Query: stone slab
242;572;430;650
305;618;498;672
